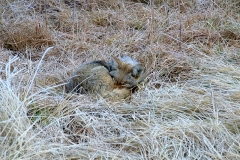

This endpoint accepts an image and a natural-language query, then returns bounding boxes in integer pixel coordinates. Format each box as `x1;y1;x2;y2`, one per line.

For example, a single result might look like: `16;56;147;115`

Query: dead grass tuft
147;50;192;85
91;11;113;27
0;18;53;52
159;52;192;81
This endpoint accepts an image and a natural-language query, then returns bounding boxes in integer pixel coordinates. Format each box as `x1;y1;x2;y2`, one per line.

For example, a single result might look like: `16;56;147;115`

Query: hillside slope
0;0;240;159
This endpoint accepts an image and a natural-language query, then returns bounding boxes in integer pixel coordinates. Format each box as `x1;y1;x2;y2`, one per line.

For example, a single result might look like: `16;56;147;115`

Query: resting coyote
67;56;145;99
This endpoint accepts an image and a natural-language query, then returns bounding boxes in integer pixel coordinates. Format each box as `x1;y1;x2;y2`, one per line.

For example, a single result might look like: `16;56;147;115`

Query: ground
0;0;240;159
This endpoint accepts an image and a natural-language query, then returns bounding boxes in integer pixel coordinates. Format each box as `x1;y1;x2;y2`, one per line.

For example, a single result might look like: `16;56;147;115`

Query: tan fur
67;56;145;99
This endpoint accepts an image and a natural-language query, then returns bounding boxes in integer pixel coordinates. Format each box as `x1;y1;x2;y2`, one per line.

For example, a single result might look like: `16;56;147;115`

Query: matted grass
1;0;240;159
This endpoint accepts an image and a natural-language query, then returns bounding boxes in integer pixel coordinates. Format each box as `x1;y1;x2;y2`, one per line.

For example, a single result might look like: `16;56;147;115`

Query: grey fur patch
118;56;139;66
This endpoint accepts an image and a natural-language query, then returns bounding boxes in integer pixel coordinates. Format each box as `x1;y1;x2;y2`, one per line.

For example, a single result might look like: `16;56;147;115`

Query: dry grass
0;16;53;53
1;0;240;159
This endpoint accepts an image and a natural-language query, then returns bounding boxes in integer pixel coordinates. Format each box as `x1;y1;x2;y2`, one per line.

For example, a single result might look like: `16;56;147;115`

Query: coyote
67;56;145;99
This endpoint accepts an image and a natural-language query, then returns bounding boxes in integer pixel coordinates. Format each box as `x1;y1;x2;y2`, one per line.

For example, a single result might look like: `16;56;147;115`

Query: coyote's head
108;56;145;88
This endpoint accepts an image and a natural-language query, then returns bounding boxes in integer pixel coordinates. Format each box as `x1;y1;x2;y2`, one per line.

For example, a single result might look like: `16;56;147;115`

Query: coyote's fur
67;56;145;99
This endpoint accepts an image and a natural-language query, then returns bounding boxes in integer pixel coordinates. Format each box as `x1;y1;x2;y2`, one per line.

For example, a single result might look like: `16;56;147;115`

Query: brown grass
1;0;240;159
0;18;53;52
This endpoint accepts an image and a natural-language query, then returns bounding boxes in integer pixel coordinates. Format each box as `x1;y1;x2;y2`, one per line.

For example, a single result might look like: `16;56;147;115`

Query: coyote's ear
109;56;119;70
109;56;122;68
132;64;144;77
111;56;121;65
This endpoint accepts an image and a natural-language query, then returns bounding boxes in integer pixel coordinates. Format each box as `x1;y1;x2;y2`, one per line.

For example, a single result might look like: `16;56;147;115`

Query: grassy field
0;0;240;159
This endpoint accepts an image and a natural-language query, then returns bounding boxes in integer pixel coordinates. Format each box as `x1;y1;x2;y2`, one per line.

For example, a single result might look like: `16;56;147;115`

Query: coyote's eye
131;73;136;78
131;69;139;78
132;65;143;78
110;66;117;71
131;72;139;78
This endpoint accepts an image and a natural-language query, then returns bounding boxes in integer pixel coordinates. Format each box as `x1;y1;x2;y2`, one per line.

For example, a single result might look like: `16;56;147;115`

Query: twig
178;0;182;51
44;0;48;29
72;0;76;35
24;46;54;99
148;0;154;44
